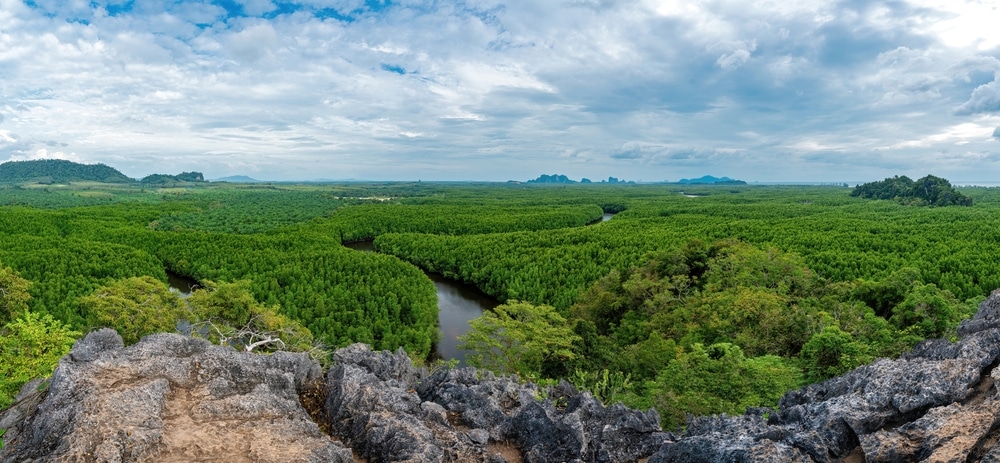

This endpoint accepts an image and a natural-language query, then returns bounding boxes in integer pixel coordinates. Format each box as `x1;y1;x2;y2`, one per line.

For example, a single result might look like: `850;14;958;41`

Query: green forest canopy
0;177;997;429
0;159;132;184
850;174;973;206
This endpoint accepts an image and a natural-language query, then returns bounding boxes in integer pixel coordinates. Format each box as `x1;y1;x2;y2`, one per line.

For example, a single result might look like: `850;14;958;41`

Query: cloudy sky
1;0;1000;182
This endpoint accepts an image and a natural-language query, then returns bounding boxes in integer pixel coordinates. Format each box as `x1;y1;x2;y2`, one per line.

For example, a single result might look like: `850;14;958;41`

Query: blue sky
1;0;1000;182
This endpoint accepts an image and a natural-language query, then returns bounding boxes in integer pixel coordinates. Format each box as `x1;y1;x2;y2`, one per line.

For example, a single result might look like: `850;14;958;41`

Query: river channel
342;240;498;365
167;212;613;364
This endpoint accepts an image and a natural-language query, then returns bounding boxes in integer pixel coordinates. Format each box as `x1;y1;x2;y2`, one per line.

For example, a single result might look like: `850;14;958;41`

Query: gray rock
325;343;669;462
959;288;1000;336
0;330;351;463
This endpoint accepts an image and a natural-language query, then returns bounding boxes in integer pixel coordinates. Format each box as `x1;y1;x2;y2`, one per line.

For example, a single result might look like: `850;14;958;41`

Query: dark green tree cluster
458;239;973;429
152;189;344;233
851;175;973;206
0;160;132;184
139;171;205;185
326;203;603;242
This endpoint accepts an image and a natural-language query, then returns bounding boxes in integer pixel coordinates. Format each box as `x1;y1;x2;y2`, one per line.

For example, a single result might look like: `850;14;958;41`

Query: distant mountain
600;176;634;184
139;171;206;185
677;175;746;185
0;159;133;184
528;174;635;184
213;175;264;183
528;174;577;184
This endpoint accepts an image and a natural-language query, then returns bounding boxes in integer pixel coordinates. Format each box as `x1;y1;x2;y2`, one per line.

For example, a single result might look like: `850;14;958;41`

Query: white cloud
0;0;998;182
712;40;756;70
913;0;1000;50
956;75;1000;115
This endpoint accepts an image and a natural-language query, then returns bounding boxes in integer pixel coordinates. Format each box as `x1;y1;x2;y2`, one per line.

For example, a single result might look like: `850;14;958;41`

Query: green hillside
0;160;133;184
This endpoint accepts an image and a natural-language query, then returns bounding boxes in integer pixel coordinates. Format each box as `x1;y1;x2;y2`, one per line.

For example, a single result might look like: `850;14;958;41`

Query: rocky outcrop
0;329;352;462
15;291;1000;462
0;331;669;462
324;343;669;462
650;288;1000;463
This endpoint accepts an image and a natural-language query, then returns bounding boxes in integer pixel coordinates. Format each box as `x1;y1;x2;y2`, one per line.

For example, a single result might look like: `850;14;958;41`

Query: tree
889;282;970;338
78;276;187;345
0;265;32;324
799;325;871;383
186;280;317;356
0;311;81;409
458;301;581;378
650;343;801;430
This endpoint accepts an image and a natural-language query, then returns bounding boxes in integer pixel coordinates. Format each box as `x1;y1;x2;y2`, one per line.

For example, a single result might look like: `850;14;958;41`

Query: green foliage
648;343;801;430
851;174;973;206
459;301;581;379
0;311;81;409
78;276;188;345
572;240;823;359
0;159;132;184
799;325;872;384
185;280;318;355
888;282;973;338
332;203;603;242
152;188;343;234
569;368;633;405
0;264;32;324
140;172;205;185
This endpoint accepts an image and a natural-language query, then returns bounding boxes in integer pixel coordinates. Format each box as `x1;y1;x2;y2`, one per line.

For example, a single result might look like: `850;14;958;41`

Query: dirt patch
835;446;865;463
487;441;523;463
155;386;253;462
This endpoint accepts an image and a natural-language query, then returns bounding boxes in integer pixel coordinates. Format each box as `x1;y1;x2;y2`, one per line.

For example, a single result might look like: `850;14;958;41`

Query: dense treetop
139;172;205;184
0;160;132;184
850;175;973;206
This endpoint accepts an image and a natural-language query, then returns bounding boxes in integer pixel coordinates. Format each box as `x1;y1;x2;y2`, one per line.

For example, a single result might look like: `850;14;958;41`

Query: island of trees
0;161;995;432
850;174;973;206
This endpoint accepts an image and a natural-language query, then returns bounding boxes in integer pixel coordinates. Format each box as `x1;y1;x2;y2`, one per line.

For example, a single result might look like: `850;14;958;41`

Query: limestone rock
324;343;669;462
0;329;352;463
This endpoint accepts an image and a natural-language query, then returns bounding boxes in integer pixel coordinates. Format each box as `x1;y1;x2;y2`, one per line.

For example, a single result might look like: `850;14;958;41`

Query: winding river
342;240;499;366
167;211;614;365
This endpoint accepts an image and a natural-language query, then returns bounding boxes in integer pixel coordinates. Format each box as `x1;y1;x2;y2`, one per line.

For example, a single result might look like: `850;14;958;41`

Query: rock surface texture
324;343;669;462
0;329;353;463
650;288;1000;463
0;331;668;462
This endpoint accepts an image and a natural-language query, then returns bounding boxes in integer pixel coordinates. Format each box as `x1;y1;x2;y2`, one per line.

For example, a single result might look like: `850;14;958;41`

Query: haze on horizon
1;0;1000;183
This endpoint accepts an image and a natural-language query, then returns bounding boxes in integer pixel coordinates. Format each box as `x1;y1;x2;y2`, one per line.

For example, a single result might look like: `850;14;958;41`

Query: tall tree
459;301;581;379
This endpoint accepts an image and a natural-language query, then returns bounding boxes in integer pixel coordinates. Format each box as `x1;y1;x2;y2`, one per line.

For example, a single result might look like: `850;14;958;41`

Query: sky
1;0;1000;182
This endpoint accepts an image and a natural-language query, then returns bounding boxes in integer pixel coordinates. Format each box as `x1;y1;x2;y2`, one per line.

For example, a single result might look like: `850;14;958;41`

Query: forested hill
140;172;206;184
851;174;973;206
0;160;132;184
